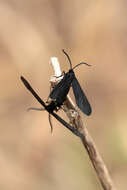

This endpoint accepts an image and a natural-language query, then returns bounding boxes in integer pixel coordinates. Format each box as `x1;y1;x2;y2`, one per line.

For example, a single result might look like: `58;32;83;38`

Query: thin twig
50;57;116;190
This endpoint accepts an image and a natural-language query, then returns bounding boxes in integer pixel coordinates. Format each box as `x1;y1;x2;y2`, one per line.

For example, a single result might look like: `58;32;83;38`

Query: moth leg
46;85;53;103
55;71;65;78
62;71;65;76
48;113;53;133
27;107;45;111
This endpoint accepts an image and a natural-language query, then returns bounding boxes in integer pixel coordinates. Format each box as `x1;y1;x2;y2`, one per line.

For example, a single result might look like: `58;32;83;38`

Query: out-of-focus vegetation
0;1;127;189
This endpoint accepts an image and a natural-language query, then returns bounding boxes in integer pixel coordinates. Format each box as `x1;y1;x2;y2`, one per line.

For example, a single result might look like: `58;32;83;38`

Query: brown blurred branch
50;57;116;190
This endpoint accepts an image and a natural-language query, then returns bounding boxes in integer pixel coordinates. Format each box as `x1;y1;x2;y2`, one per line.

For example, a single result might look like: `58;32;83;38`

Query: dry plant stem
50;57;116;190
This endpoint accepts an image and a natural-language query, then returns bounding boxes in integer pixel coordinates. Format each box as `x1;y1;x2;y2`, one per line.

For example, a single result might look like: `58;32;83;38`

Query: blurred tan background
0;0;127;189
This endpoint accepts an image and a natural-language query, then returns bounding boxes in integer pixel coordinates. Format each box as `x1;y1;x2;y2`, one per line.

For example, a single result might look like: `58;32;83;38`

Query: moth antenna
72;62;91;70
48;113;53;133
62;49;72;69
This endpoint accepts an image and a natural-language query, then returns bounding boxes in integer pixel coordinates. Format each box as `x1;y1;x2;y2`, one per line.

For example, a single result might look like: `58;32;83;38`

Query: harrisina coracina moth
20;76;83;138
49;49;92;116
21;50;91;136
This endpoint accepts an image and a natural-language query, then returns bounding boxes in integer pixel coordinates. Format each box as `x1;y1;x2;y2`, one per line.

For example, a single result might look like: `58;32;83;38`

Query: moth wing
52;112;82;137
21;76;46;109
49;74;73;100
72;77;91;115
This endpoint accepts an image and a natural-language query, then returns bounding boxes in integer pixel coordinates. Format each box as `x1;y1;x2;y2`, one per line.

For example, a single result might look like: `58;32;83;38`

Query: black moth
20;50;91;137
21;76;83;138
49;49;92;116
